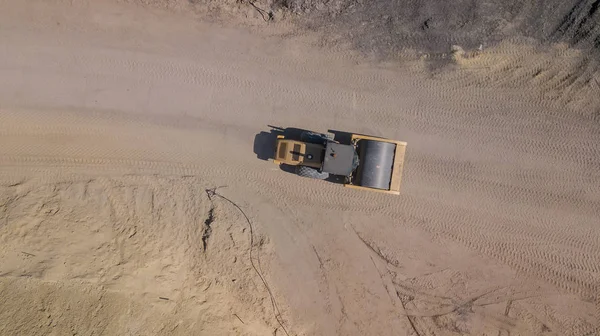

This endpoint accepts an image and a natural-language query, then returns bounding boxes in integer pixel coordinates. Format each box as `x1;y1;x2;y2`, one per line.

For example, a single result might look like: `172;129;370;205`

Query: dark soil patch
265;0;600;58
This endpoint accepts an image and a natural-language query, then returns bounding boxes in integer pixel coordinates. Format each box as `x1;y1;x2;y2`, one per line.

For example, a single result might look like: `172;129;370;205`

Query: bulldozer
272;129;407;195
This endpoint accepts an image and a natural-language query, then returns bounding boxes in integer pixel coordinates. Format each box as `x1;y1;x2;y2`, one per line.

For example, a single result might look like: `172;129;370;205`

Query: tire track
2;106;599;314
247;169;600;308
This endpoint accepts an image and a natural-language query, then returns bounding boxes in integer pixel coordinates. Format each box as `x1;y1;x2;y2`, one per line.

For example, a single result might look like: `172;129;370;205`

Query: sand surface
0;1;599;335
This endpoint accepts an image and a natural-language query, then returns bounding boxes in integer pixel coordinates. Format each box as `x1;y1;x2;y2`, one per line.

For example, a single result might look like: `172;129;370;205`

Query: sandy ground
1;1;599;335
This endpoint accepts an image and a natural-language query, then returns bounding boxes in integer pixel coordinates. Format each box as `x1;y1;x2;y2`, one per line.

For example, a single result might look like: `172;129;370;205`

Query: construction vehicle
272;129;407;195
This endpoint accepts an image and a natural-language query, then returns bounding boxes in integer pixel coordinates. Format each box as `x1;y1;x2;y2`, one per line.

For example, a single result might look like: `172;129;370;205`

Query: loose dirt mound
170;0;600;119
292;0;600;118
156;0;600;58
0;176;276;335
267;0;600;54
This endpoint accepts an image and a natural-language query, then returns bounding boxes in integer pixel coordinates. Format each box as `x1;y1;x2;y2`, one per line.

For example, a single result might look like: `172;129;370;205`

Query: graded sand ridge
0;1;599;335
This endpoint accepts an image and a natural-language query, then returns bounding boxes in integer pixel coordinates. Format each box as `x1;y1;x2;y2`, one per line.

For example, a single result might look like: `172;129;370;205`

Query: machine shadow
279;162;345;185
253;130;281;161
253;125;310;161
327;129;383;142
327;129;354;144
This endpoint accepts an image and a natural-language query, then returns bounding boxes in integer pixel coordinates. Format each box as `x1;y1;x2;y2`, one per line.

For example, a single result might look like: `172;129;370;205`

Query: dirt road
0;1;599;335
